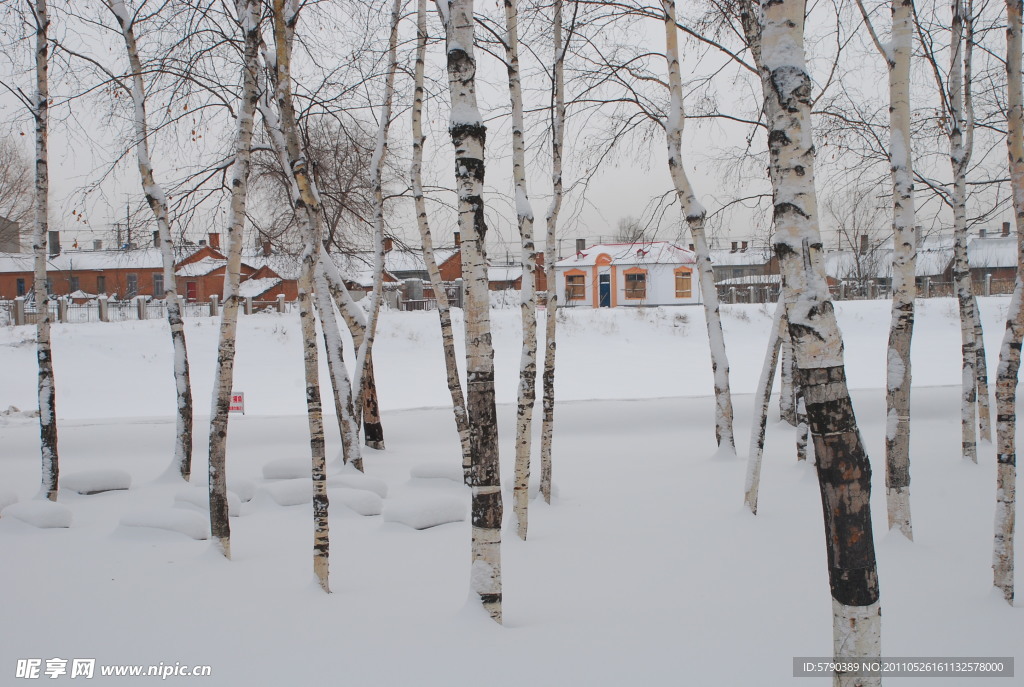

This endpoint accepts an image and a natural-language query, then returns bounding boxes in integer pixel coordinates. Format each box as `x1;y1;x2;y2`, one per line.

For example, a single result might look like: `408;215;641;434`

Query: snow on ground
0;298;1021;685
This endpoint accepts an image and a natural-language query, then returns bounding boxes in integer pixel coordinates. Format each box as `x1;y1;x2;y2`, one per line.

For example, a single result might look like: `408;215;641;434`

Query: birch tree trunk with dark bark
662;0;735;456
993;0;1023;605
269;0;329;591
32;0;58;502
504;0;539;541
744;298;785;514
106;0;193;482
856;0;917;539
411;0;471;478
950;0;981;463
207;0;261;558
437;0;503;623
540;0;566;505
761;0;882;678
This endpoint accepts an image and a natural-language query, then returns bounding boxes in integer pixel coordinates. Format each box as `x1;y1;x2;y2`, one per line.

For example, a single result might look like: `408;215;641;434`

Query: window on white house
625;272;646;299
675;271;692;298
565;274;585;300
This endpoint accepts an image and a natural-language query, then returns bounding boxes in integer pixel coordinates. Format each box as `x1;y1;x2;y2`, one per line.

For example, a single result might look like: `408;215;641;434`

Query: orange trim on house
611;265;618;307
564;268;586;303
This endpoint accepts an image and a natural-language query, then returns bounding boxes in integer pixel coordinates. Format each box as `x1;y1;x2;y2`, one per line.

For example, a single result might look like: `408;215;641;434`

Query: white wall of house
554;261;700;307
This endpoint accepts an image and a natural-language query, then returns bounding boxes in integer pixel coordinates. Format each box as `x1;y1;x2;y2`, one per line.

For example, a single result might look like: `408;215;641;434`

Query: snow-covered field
0;299;1021;685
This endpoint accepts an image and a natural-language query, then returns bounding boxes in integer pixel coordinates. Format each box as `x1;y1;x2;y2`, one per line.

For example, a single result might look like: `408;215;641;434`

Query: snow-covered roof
825;247;953;280
238;277;281;298
328;252;396;288
488;265;523;283
175;257;226;277
708;247;773;266
556;241;695;268
968;236;1018;269
244;253;304;280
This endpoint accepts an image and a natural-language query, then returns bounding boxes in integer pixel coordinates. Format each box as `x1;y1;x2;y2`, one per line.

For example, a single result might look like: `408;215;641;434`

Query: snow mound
330;487;383;516
62;469;132;495
1;500;72;528
0;490;17;512
410;463;464;483
174;487;242;517
262;457;309;480
228;477;256;503
264;479;312;506
120;510;209;540
327;473;388;498
383;496;465;530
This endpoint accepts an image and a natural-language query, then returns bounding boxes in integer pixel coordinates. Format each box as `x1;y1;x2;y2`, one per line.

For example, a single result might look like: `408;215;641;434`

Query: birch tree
540;0;566;505
992;0;1023;605
31;0;58;501
662;0;735;456
437;0;503;623
761;0;882;677
104;0;194;482
744;298;785;514
207;0;261;559
410;0;471;477
503;0;539;541
350;0;402;459
268;0;330;591
855;0;917;539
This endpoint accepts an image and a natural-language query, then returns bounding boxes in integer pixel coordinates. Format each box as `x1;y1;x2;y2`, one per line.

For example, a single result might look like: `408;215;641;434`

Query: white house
554;241;699;307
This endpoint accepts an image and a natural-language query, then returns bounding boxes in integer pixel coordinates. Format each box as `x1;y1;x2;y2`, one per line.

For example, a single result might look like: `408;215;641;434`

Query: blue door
599;274;611;307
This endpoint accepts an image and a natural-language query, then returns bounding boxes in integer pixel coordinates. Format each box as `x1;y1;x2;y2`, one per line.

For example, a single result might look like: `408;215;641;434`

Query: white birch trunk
270;0;329;592
348;0;401;457
760;0;882;679
411;0;472;479
314;264;363;472
540;0;566;506
993;0;1023;605
32;0;58;502
855;0;918;538
662;0;735;455
504;0;539;541
949;0;980;463
744;297;785;514
779;339;796;426
106;0;193;482
207;0;260;558
974;305;992;442
438;0;503;623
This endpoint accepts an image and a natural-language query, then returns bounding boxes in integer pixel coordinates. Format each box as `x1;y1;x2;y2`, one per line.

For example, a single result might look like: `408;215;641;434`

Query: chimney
980;227;987;238
1003;221;1011;237
209;232;220;251
576;238;587;253
48;230;60;256
741;241;748;251
454;231;461;247
153;230;161;248
93;239;102;251
383;236;394;252
262;240;272;257
859;234;869;255
730;241;738;253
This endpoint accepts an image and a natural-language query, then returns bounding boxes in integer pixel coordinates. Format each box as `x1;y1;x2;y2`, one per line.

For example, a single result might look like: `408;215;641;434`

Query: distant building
0;216;20;253
554;241;698;307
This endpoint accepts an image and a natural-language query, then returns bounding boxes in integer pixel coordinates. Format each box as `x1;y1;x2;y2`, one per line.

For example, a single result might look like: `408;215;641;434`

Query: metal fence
3;295;296;327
